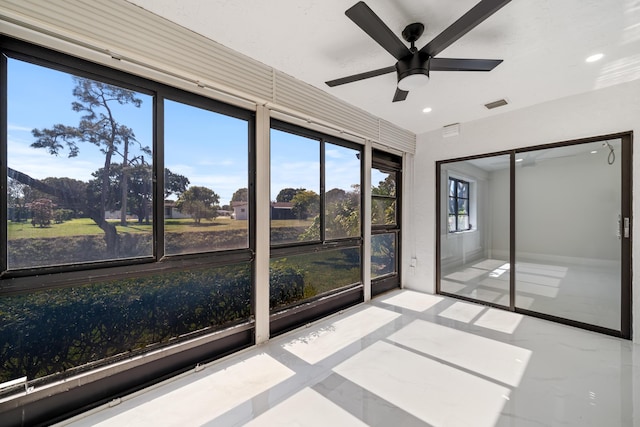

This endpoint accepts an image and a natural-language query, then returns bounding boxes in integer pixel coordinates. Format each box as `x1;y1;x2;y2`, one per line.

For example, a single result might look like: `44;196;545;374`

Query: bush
269;260;305;309
0;263;251;383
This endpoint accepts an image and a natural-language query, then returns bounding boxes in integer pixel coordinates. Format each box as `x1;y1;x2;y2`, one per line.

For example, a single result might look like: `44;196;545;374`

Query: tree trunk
8;167;121;257
120;139;129;226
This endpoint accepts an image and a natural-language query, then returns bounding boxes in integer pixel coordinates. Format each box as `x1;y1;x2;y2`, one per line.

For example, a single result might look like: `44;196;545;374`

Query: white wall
407;78;640;342
515;145;622;263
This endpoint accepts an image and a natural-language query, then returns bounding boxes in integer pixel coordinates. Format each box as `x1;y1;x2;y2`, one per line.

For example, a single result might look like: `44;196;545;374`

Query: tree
30;198;54;228
8;178;31;222
326;188;347;205
175;186;220;224
29;177;88;217
276;187;305;203
231;187;248;203
291;190;319;220
165;168;190;199
372;175;395;196
372;175;396;225
89;164;188;224
31;77;148;256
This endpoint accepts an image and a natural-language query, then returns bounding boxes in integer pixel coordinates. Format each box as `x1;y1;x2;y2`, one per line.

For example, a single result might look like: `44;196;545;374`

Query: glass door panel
439;155;511;306
515;139;622;330
371;150;402;295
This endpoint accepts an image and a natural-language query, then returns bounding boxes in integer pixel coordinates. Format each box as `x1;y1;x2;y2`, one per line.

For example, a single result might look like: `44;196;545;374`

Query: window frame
268;119;364;335
371;166;399;231
269;119;363;254
371;149;402;294
448;176;471;233
1;38;256;296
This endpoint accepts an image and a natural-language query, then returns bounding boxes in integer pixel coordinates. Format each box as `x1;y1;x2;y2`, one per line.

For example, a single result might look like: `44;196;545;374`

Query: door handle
617;215;622;240
624;217;630;239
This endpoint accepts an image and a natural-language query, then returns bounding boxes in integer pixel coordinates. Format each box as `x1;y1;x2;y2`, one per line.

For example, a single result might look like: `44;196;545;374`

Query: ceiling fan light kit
326;0;512;102
396;52;430;91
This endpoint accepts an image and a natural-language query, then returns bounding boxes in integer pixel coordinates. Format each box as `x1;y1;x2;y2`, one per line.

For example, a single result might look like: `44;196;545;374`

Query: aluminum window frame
447;176;471;233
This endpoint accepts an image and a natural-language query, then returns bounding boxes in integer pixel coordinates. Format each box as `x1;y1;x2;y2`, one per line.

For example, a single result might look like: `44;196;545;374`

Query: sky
7;57;363;206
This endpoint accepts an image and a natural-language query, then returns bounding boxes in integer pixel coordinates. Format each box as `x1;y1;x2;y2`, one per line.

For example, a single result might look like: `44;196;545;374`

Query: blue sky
7;57;362;206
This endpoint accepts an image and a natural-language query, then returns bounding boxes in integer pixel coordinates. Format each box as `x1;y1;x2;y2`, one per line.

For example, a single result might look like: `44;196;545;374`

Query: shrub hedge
0;262;305;383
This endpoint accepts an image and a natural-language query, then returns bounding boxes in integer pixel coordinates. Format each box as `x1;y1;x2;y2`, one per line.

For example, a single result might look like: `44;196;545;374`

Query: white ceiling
126;0;640;135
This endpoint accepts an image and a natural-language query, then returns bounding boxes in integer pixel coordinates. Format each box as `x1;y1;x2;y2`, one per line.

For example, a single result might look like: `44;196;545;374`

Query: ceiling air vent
442;123;460;138
484;99;508;110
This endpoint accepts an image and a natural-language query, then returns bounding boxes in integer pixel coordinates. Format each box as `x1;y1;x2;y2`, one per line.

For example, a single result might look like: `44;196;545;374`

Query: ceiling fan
326;0;512;102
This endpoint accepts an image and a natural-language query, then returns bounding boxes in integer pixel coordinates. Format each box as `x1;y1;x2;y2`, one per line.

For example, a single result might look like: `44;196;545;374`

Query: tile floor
441;258;621;330
59;289;640;427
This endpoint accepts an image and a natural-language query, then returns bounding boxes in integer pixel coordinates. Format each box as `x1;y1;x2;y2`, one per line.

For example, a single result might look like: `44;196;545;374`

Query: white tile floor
59;289;640;427
441;258;621;330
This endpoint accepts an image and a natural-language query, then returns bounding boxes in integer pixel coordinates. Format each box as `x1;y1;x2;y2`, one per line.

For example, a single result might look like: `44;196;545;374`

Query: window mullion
320;138;326;242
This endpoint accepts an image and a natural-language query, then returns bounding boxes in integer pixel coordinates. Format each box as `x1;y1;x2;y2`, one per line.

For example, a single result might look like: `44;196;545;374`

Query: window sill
447;228;477;237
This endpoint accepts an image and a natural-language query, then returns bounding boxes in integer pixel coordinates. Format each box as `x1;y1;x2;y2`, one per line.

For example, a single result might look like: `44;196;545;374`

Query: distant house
163;200;191;219
271;202;296;220
104;210;139;221
232;201;249;220
231;201;297;220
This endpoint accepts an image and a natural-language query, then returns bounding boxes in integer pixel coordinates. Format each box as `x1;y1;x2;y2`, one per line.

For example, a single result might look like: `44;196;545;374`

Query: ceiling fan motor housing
396;51;430;84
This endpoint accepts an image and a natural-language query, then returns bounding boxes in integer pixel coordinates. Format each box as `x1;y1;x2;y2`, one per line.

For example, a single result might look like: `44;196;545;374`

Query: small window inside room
448;177;471;232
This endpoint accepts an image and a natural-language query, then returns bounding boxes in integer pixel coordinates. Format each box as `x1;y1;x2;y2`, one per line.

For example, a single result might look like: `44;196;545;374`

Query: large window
7;59;154;269
448;177;471;232
164;99;249;255
1;40;254;394
270;129;319;244
269;121;363;332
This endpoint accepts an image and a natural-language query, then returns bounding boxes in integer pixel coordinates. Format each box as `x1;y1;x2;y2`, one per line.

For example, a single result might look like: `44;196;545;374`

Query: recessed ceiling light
515;158;523;163
422;107;432;113
591;150;598;154
586;53;604;63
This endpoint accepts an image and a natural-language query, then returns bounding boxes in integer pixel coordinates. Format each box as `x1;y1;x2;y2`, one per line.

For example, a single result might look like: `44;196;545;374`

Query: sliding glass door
437;133;632;338
514;139;624;331
438;154;511;306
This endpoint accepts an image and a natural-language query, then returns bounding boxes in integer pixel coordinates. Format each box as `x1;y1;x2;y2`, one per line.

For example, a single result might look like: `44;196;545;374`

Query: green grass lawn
7;217;313;240
8;218;118;239
269;219;314;228
273;248;360;297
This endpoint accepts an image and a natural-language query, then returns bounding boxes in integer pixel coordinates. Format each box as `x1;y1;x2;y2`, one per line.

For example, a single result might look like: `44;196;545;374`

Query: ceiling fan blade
326;65;396;87
392;88;409;102
346;1;412;60
430;58;503;71
420;0;512;58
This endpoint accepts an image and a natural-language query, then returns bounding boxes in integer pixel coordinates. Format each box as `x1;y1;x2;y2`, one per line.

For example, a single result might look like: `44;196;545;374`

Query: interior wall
515;147;622;263
408;78;640;342
488;167;510;258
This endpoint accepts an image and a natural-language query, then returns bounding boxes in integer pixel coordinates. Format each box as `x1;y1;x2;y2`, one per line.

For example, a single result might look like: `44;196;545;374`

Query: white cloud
8;123;33;132
325;148;345;159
